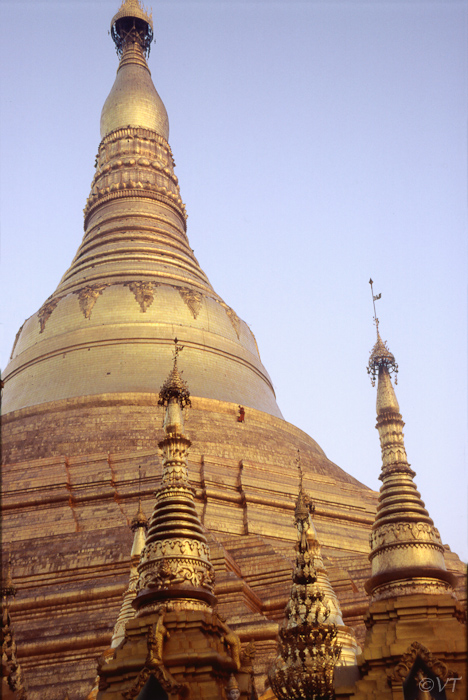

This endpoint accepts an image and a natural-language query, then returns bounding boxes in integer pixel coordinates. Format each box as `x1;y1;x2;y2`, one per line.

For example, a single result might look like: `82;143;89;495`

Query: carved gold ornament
76;284;109;319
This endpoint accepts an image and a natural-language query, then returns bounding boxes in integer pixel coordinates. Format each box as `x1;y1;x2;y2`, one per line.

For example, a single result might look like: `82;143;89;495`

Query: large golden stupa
1;3;465;699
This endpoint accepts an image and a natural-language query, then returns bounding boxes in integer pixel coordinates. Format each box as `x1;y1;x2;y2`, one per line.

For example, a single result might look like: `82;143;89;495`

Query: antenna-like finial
369;278;382;335
296;449;303;489
131;466;148;531
367;279;398;387
294;450;314;524
173;337;184;362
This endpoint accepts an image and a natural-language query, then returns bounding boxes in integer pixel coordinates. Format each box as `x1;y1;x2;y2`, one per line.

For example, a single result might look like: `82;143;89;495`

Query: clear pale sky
1;1;466;562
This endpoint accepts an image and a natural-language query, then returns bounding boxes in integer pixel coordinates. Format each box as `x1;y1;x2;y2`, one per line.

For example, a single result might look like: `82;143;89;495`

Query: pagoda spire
4;0;282;422
268;465;341;700
365;281;455;600
110;495;148;647
134;340;216;614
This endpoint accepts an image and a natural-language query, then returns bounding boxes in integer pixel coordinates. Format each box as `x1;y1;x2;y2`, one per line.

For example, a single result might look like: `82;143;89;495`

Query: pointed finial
294;451;314;525
158;338;191;408
366;279;398;387
131;466;148;531
369;278;382;334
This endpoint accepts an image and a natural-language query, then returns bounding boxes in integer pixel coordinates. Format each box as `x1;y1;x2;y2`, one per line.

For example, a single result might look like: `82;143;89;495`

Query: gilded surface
100;38;169;140
366;340;451;597
178;287;203;318
135;352;215;613
268;485;341;700
37;296;63;333
76;284;109;319
125;281;159;312
1;562;27;700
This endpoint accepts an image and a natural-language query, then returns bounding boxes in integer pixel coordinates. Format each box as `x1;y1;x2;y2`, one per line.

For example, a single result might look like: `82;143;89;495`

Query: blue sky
1;0;466;561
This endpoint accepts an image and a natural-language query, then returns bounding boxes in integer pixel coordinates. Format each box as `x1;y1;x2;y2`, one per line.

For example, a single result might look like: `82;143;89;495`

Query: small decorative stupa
365;280;454;599
95;343;251;699
346;282;466;700
268;464;342;700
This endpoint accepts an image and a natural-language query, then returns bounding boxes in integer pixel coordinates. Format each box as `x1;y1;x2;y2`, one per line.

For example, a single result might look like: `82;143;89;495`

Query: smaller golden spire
110;494;148;648
366;282;455;600
134;343;216;614
268;473;341;700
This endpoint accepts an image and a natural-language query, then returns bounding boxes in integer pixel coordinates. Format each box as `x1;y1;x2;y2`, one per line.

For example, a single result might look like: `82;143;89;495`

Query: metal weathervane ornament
366;279;398;387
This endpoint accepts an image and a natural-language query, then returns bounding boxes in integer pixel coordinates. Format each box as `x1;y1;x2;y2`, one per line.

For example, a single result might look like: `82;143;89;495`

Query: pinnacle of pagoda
268;477;341;700
110;498;148;648
133;345;217;614
365;285;456;600
2;0;281;419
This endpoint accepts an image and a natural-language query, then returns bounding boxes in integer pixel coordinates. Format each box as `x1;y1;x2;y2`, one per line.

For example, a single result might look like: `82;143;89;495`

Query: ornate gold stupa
1;6;465;700
347;284;466;700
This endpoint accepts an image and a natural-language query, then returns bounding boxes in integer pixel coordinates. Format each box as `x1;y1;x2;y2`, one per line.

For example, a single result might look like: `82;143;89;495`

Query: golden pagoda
1;4;466;700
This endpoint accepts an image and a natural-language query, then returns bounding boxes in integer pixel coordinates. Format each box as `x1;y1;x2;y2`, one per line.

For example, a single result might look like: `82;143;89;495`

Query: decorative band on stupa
365;280;455;600
134;340;216;614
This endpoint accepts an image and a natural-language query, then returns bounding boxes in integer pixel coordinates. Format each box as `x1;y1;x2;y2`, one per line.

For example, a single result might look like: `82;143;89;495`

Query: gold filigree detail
178;288;203;319
38;296;64;333
268;482;341;700
240;640;256;672
220;302;240;338
125;281;159;312
84;127;187;224
372;578;453;602
142;538;210;561
76;284;109;319
138;556;214;592
370;522;443;550
390;641;457;685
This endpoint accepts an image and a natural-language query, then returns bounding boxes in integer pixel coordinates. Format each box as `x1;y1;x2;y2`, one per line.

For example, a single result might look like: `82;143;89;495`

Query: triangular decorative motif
178;287;203;319
38;296;64;333
125;281;160;312
76;284;109;319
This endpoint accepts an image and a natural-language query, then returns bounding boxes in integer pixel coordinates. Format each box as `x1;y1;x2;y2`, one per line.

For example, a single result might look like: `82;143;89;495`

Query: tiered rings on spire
134;343;216;614
366;283;455;600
